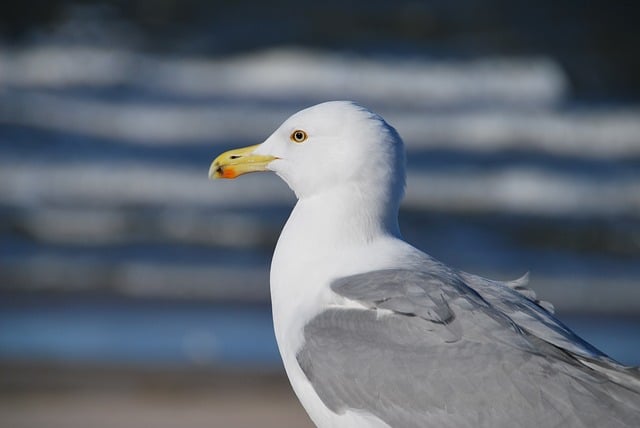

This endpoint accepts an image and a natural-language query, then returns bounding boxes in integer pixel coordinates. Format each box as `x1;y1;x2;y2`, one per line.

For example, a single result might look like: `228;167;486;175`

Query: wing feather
296;269;640;428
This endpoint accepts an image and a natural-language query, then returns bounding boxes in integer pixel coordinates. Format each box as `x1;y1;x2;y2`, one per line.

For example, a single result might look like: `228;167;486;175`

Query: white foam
1;159;638;217
0;46;567;107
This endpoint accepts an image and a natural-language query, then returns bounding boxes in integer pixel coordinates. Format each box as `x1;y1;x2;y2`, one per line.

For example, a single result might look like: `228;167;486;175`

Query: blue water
0;294;280;368
1;43;639;374
0;293;638;368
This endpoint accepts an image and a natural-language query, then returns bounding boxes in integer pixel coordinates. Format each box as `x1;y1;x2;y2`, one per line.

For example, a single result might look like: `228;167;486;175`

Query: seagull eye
290;130;308;143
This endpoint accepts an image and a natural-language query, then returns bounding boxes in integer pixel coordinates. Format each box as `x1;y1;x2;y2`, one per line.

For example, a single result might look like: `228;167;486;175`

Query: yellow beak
209;144;278;179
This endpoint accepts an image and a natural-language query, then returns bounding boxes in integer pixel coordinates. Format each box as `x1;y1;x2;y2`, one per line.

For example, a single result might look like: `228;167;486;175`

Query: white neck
269;183;401;344
289;182;401;245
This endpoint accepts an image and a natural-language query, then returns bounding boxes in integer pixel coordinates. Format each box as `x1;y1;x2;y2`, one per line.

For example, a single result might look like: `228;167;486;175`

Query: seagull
209;101;640;427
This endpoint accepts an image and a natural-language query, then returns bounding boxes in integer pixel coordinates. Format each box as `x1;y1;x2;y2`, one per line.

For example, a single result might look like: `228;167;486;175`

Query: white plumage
211;101;640;428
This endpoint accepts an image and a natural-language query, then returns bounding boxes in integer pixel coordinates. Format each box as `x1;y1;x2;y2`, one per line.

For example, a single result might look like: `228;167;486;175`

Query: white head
210;101;406;211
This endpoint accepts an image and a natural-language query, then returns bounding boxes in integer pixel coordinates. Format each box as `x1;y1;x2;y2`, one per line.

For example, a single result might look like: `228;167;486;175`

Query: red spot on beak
222;167;237;179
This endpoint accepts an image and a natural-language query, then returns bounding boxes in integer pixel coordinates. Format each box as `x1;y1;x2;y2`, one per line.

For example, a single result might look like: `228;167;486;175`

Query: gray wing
297;269;640;428
459;270;608;360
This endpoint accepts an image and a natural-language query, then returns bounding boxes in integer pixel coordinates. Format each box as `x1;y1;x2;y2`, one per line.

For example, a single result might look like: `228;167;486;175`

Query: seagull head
210;101;406;202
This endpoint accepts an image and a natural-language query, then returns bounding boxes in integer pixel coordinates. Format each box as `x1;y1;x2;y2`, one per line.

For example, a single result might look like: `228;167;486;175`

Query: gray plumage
297;268;640;428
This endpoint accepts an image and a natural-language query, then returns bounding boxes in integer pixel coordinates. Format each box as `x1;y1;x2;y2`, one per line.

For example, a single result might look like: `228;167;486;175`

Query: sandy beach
1;363;313;428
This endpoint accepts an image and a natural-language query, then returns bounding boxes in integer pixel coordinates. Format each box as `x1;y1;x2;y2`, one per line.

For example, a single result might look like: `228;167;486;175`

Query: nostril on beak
230;155;241;159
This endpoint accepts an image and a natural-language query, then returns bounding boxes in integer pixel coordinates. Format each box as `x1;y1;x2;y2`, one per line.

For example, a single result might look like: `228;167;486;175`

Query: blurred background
1;1;639;427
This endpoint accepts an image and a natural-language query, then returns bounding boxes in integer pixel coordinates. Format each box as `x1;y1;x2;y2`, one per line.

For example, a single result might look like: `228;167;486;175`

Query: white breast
268;196;421;428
